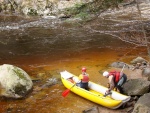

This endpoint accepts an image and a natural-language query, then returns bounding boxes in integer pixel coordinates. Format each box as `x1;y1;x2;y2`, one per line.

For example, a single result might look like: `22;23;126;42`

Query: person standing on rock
102;70;127;94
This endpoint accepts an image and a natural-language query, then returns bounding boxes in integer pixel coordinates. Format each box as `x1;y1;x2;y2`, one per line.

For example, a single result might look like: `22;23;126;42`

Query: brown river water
0;14;149;113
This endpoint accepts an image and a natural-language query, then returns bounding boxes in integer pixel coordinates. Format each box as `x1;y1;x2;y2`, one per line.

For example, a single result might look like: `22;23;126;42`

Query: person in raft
76;67;89;90
103;70;127;94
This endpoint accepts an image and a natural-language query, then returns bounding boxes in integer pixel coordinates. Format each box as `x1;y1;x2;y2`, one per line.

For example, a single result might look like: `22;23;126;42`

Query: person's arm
105;76;115;95
108;76;115;91
79;74;83;80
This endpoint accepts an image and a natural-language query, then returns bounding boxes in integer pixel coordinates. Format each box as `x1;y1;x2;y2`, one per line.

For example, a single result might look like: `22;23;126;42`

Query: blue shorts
76;82;89;90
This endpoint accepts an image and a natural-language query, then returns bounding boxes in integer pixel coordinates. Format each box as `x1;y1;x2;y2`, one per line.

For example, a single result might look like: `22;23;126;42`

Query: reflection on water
0;15;148;113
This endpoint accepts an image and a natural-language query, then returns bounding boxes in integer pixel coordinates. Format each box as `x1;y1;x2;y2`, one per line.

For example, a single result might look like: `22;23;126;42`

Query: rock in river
0;64;33;99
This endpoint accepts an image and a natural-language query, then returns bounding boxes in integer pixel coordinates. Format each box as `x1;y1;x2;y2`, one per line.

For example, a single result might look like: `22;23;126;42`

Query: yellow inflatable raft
60;71;131;109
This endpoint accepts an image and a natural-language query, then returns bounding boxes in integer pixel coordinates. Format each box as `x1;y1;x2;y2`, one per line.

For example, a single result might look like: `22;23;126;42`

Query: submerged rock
0;64;33;99
110;62;130;69
130;57;147;64
83;106;99;113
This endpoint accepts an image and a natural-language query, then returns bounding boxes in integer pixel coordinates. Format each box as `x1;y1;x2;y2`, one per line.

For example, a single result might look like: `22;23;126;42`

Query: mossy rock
0;64;33;98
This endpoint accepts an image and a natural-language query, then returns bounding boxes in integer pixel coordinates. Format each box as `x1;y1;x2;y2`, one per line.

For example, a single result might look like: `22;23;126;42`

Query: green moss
75;12;89;20
27;8;38;16
13;67;27;80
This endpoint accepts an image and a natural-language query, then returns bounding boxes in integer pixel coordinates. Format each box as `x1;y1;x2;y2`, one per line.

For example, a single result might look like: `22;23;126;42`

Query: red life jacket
81;74;89;83
109;71;121;83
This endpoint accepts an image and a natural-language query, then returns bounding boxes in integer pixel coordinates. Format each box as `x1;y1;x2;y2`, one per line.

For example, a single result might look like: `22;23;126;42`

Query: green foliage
27;8;38;16
65;3;86;16
75;12;89;20
64;0;124;21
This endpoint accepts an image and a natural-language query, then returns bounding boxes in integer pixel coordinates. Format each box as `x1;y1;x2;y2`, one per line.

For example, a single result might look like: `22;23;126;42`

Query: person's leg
80;82;89;90
76;82;81;87
80;82;86;89
117;74;127;93
116;85;122;93
84;83;89;90
118;74;127;86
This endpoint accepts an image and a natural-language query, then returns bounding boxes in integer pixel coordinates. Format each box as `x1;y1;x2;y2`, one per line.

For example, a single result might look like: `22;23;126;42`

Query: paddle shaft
121;64;126;73
70;83;76;89
62;83;76;97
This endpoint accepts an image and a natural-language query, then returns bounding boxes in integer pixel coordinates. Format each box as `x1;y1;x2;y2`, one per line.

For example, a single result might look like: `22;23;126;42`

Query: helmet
82;67;86;72
103;71;109;77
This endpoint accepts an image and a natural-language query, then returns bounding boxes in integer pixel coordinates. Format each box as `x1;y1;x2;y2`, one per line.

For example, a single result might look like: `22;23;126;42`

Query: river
0;12;149;113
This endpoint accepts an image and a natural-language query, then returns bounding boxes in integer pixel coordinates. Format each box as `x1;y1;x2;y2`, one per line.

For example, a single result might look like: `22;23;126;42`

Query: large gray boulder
0;64;33;98
123;79;150;96
132;93;150;113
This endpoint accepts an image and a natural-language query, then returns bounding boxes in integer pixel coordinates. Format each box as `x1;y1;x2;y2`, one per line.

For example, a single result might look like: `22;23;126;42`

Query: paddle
120;64;126;74
104;91;112;97
62;84;76;97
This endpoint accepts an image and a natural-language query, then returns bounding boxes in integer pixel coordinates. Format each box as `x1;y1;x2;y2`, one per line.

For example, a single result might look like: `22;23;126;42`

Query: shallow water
0;14;149;113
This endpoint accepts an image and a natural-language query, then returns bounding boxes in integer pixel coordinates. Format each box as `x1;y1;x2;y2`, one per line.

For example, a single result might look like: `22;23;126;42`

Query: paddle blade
62;89;70;97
